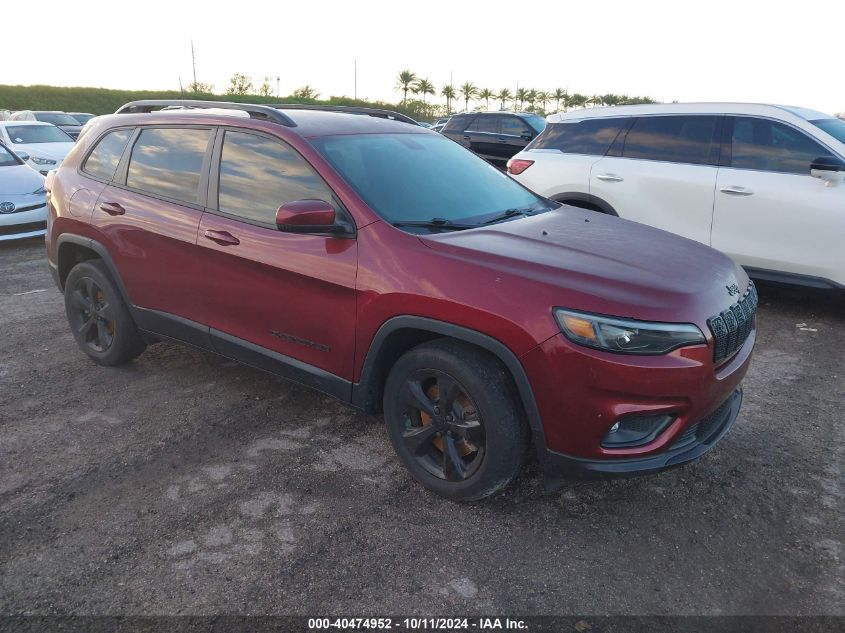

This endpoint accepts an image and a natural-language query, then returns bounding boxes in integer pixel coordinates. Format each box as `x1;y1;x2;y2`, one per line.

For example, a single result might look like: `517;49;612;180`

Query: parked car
417;121;433;129
0;121;75;175
509;103;845;289
0;141;47;241
46;99;755;500
68;112;95;125
10;110;84;140
442;112;546;166
431;121;448;133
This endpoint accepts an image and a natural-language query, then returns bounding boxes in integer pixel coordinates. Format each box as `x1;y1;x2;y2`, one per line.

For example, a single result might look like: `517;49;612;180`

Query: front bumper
0;200;48;241
540;388;742;479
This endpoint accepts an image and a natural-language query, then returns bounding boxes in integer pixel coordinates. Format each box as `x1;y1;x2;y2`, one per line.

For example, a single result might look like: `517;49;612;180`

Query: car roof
452;111;540;118
548;102;836;123
0;120;59;126
90;108;429;139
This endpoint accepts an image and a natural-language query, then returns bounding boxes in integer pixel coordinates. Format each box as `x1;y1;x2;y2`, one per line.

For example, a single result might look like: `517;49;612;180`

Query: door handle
595;173;624;182
203;229;240;246
720;186;754;196
99;202;125;216
462;135;471;140
497;137;508;143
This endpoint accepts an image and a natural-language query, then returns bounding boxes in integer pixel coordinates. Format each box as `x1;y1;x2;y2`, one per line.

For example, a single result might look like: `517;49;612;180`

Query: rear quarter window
531;118;628;155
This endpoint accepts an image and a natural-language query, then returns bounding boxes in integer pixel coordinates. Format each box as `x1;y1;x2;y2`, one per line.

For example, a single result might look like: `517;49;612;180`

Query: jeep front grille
707;281;757;364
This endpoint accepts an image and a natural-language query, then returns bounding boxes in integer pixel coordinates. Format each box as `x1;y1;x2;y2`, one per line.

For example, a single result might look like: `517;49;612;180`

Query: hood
419;207;748;328
0;163;45;195
16;142;73;161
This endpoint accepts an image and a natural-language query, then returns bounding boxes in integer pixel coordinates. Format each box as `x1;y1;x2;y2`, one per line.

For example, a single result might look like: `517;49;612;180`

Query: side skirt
132;307;354;405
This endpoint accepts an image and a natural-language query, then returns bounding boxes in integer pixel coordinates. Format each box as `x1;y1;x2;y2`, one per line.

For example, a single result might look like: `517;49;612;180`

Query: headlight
30;156;56;165
553;308;705;355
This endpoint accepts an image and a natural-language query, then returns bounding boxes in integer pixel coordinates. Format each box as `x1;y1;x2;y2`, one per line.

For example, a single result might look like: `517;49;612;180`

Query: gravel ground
0;237;842;616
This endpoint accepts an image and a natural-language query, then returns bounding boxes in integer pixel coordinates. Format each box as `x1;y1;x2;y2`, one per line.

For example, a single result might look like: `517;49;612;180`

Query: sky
3;0;843;114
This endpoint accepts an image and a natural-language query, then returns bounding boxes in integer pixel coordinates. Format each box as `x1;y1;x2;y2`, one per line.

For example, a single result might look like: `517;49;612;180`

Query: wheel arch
352;316;546;444
56;234;133;307
550;192;619;216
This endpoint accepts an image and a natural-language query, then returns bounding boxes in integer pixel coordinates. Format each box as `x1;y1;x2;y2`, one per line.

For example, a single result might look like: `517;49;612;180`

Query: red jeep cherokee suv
45;100;756;500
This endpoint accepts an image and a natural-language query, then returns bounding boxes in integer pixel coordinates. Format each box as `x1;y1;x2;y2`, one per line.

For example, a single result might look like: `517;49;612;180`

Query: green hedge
0;84;438;120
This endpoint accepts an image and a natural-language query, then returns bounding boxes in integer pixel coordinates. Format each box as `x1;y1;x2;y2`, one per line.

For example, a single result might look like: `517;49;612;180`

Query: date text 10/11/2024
307;618;529;631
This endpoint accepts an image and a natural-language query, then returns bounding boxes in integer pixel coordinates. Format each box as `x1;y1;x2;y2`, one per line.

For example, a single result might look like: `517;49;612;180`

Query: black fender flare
550;192;618;216
55;233;133;307
352;316;547;446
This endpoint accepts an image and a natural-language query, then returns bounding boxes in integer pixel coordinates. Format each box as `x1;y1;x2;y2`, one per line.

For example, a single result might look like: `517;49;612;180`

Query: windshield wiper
482;207;539;225
392;217;478;231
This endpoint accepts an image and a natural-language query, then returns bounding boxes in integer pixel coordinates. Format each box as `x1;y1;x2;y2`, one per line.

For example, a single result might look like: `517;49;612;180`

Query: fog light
601;414;674;449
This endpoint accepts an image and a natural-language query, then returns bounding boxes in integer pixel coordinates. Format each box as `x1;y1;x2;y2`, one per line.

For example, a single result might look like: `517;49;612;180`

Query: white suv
508;103;845;289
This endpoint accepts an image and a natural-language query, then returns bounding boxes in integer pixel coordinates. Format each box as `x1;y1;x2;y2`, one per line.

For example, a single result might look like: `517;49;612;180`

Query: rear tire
383;339;528;501
64;260;146;366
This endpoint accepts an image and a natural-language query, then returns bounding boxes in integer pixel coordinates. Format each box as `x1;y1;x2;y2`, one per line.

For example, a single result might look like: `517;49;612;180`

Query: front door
712;116;845;281
194;128;358;385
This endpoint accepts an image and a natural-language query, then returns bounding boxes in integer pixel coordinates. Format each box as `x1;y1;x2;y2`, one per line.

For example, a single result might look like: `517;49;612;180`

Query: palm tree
496;88;512;111
537;91;551;113
413;78;436;104
515;87;528;110
587;94;604;108
478;88;494;110
441;84;456;113
459;82;478;112
526;89;538;112
395;70;417;104
552;88;567;112
569;92;588;109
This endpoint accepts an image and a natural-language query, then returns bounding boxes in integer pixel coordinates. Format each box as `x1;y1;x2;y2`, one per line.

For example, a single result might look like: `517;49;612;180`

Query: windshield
0;144;20;167
35;112;81;126
311;133;547;228
525;115;547;134
810;118;845;145
69;113;94;125
4;125;73;144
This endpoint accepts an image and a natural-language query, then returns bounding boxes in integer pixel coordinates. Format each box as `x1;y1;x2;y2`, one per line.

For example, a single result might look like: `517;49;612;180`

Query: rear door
498;115;534;161
712;116;845;280
91;125;213;342
195;128;357;382
589;115;721;244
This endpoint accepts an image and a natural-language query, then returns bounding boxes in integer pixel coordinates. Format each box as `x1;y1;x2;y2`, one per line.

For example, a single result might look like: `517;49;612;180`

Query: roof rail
114;100;297;127
270;103;419;126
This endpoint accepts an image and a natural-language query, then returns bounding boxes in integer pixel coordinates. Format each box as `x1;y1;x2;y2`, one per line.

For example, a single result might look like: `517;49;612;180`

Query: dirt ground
0;237;842;616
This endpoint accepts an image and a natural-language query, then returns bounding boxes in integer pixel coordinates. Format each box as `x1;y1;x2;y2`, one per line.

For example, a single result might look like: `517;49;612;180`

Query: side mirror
16;150;30;162
275;199;353;235
810;156;845;186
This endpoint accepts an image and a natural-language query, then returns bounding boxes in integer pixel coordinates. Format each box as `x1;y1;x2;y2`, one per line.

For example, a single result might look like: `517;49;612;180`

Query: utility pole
276;76;280;98
354;59;357;100
190;40;197;89
178;76;184;96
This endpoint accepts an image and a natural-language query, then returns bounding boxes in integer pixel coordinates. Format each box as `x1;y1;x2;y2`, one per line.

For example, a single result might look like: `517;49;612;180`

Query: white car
0;142;47;241
508;103;845;289
0;121;75;176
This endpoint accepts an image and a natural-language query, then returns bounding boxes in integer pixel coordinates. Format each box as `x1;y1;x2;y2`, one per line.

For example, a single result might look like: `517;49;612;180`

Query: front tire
64;260;146;366
383;339;528;501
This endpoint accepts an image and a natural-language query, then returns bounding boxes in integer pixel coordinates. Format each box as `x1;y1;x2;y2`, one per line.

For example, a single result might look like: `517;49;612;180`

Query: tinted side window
622;116;718;165
126;128;211;204
531;118;627;155
730;117;834;174
82;129;132;180
501;116;532;136
466;115;498;133
217;130;337;226
442;116;473;134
